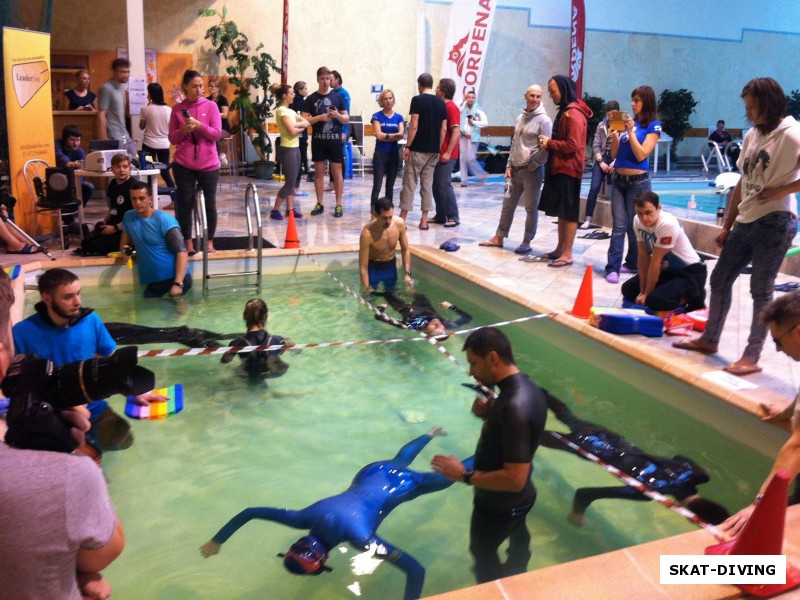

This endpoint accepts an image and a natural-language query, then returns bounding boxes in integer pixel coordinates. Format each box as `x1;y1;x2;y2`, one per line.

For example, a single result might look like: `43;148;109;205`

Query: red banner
569;0;585;97
281;0;289;85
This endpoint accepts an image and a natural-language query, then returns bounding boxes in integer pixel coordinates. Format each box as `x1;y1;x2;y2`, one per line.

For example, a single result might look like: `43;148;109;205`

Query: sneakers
311;203;324;216
219;153;229;168
334;205;343;218
269;209;283;221
606;272;620;284
285;209;303;219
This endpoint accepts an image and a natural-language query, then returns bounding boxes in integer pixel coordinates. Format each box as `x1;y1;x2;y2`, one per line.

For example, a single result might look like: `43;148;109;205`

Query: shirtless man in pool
359;196;413;294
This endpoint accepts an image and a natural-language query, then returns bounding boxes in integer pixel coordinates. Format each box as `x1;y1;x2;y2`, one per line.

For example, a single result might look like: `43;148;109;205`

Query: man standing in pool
359;197;413;294
200;426;472;600
431;327;547;583
539;392;729;526
120;181;192;298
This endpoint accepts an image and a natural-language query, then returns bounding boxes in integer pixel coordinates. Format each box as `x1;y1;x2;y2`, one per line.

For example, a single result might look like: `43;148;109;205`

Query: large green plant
199;7;281;163
658;88;698;160
787;89;800;120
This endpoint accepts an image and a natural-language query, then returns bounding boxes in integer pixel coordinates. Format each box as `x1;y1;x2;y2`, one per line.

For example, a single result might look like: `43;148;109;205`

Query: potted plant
199;6;281;179
658;88;698;162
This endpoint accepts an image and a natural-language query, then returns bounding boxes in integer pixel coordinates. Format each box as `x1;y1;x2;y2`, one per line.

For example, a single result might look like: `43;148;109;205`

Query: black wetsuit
470;372;548;583
228;330;288;379
105;323;239;348
375;292;472;331
541;393;710;512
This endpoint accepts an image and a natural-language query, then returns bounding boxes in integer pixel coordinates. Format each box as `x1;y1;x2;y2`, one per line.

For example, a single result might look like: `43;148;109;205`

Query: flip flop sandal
519;254;553;263
774;282;800;292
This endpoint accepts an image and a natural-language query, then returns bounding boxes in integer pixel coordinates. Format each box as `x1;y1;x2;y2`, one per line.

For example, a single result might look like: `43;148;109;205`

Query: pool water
581;179;726;216
43;265;773;600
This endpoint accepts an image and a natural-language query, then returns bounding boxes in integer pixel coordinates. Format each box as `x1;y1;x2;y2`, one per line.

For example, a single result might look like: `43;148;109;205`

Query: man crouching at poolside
359;197;413;295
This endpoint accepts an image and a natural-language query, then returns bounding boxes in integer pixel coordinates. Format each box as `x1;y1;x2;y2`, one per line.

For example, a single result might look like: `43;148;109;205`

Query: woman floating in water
200;426;473;600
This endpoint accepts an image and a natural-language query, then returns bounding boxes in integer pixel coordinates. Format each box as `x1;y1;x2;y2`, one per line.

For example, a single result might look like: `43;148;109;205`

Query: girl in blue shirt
370;89;405;211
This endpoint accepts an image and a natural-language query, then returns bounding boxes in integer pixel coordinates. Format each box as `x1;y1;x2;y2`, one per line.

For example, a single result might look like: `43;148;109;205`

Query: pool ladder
194;182;266;296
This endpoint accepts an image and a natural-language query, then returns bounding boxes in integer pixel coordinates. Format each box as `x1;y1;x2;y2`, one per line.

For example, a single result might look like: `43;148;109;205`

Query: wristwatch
173;281;184;288
462;468;475;485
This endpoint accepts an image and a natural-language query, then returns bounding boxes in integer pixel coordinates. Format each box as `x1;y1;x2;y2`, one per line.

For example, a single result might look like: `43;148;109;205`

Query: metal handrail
195;182;264;296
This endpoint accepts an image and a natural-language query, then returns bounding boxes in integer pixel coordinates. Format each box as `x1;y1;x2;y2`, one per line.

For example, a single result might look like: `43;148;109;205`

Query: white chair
701;126;731;174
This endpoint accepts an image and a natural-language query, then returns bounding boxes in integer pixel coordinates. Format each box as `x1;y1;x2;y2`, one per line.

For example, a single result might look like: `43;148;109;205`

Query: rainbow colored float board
4;265;21;280
125;384;184;420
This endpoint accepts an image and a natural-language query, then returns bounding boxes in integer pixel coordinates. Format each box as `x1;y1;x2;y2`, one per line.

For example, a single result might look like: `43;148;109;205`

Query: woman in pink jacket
169;70;222;254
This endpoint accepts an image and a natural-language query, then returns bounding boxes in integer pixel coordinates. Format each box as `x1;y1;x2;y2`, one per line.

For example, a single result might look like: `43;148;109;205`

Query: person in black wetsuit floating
539;392;729;526
375;291;472;337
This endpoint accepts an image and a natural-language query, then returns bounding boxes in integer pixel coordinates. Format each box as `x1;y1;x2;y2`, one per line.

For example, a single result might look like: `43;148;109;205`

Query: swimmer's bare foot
200;540;221;557
428;425;446;437
671;337;718;355
567;511;585;528
723;358;762;376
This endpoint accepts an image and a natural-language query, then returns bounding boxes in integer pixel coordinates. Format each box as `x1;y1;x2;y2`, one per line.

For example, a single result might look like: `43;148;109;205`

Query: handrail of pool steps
195;182;264;296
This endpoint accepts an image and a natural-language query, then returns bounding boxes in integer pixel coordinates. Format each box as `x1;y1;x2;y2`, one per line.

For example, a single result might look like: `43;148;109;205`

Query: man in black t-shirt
431;327;547;584
302;66;349;218
399;73;447;231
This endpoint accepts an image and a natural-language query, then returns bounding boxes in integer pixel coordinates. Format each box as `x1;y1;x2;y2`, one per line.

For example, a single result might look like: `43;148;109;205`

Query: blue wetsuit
209;433;474;600
541;393;710;511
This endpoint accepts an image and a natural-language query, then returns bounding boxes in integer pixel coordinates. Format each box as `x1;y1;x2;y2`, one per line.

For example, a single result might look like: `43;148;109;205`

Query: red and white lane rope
547;431;725;541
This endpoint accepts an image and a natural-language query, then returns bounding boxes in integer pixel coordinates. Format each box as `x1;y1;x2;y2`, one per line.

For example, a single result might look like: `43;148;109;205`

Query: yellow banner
3;27;55;233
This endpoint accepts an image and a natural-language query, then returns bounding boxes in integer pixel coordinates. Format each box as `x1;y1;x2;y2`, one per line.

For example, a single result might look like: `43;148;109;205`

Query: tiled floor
6;167;800;599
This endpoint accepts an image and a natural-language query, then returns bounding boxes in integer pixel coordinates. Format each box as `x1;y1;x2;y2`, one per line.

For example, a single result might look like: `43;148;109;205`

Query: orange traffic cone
568;265;594;318
706;471;800;597
284;210;300;249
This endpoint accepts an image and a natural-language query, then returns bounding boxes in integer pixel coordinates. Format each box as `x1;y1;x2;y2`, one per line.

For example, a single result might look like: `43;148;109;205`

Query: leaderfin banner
440;0;497;104
570;0;586;97
3;26;56;233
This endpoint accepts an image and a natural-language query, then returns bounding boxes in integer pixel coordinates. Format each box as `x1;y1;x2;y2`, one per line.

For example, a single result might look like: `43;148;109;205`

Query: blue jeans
585;154;611;219
433;159;459;222
371;148;400;207
605;174;650;274
700;212;797;361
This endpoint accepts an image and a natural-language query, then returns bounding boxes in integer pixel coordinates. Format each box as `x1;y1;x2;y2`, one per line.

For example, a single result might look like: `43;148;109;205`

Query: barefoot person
359;197;413;294
673;77;800;376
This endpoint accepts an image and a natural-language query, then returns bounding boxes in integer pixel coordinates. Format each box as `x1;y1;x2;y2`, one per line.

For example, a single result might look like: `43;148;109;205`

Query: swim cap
282;535;329;575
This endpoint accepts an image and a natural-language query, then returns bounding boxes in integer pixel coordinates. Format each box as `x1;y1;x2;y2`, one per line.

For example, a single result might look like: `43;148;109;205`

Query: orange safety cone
706;471;800;597
284;210;300;249
568;265;594;318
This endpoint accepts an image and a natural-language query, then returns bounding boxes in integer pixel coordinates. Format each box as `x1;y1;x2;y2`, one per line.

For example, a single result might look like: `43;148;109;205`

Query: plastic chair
23;159;81;250
219;136;239;188
701;126;731;174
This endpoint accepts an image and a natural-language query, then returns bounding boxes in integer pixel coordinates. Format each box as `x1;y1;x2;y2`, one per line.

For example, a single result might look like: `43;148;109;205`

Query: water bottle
503;177;512;199
716;203;725;226
687;194;697;210
119;135;128;152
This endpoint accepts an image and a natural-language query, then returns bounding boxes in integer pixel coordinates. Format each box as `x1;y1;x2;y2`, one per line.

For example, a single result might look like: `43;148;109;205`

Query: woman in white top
270;83;311;220
138;82;175;188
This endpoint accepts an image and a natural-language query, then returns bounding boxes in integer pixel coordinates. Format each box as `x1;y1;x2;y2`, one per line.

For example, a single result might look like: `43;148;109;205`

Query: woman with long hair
168;70;222;254
674;77;800;376
139;82;175;188
270;83;311;220
370;89;405;212
604;85;661;283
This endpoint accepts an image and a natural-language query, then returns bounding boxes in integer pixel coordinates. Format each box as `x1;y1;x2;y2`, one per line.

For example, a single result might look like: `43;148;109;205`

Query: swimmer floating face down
278;535;332;575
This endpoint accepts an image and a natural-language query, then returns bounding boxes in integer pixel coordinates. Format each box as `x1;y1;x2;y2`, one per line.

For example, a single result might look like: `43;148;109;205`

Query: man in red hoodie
537;75;593;268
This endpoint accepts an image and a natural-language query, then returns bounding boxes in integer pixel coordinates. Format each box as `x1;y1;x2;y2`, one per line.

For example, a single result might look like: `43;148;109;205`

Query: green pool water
33;262;777;599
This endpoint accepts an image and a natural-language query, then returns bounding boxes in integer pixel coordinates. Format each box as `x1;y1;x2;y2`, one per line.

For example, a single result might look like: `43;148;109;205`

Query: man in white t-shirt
621;191;707;312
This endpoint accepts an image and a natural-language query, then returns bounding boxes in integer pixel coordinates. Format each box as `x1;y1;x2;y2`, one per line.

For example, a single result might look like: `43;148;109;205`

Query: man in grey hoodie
480;85;552;254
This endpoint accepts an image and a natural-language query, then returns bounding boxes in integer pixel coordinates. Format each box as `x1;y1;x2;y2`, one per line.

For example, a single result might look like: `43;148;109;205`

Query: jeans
585;154;611;219
605;174;650;274
172;164;220;240
459;136;486;184
432;159;458;221
371;148;400;206
700;212;797;361
496;165;544;243
469;502;533;583
142;144;175;188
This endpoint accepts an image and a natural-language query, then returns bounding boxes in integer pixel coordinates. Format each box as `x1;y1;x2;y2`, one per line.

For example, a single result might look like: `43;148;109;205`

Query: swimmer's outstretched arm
200;507;305;557
391;427;445;467
369;535;425;600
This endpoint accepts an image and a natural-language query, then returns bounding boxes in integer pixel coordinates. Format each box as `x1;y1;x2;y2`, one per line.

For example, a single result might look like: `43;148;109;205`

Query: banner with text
3;26;55;233
569;0;586;97
440;0;497;104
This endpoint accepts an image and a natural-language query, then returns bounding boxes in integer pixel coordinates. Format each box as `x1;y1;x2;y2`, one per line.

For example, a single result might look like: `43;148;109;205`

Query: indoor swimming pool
19;256;778;599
